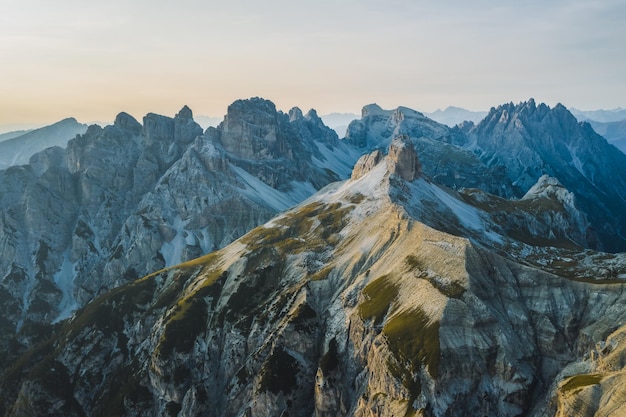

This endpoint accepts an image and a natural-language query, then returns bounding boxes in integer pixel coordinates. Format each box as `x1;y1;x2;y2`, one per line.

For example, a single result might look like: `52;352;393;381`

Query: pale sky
1;0;625;128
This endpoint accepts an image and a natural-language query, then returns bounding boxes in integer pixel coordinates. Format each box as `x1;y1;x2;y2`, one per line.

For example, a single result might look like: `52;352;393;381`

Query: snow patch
52;252;78;323
428;183;482;231
342;161;389;199
160;216;191;267
196;227;216;255
312;141;361;179
567;144;586;177
231;164;317;212
16;266;36;331
404;179;504;244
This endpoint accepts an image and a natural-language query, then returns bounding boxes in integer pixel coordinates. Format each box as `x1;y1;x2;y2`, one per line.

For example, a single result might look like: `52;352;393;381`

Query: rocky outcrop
521;175;591;243
114;112;142;134
351;150;384;180
213;98;344;190
455;174;594;250
386;136;422;181
352;135;423;182
553;324;626;417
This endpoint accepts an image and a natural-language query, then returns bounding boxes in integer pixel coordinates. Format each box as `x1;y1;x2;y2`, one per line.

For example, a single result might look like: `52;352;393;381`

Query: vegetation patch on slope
381;307;440;416
64;276;157;338
358;275;399;325
156;263;227;359
241;200;355;256
384;308;440;379
560;373;603;395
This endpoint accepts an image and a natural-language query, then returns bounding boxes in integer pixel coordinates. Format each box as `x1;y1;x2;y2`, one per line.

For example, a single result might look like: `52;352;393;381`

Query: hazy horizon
3;100;626;136
1;1;625;128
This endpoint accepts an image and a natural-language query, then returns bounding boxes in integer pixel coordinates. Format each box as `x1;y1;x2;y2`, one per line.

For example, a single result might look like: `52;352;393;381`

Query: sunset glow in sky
1;0;625;128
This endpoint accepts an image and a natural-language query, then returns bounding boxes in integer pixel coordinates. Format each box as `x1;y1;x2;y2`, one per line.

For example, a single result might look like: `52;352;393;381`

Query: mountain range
3;105;623;174
567;108;626;154
582;120;626;154
320;107;490;137
424;106;488;127
570;107;626;123
1;97;626;416
0;118;87;170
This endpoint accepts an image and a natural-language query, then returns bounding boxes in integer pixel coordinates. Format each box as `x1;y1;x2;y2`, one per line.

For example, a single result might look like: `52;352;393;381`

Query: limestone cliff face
214;98;344;190
219;98;285;160
3;141;626;417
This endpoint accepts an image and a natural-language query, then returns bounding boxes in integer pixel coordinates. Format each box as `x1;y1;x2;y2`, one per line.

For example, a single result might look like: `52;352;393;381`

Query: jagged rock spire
175;105;194;121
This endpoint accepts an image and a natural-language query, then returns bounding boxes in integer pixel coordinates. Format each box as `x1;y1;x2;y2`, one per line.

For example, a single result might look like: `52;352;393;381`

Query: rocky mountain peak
469;98;626;251
0;117;89;170
218;97;284;160
361;103;386;118
349;134;422;182
143;109;202;146
482;99;554;130
346;103;455;150
288;106;303;121
522;174;577;208
392;106;425;123
114;112;142;134
175;105;194;121
550;102;579;125
305;108;320;120
28;146;67;175
386;135;422;181
56;117;79;126
226;97;278;119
